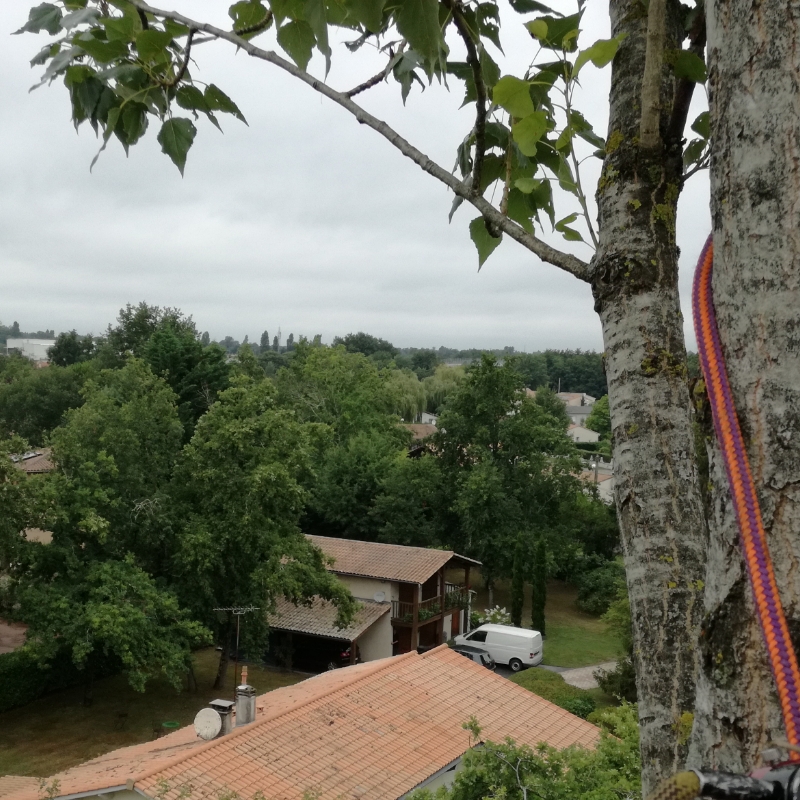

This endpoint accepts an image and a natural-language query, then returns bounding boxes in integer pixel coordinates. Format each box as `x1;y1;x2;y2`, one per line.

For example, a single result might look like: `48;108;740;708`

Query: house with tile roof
268;537;479;667
0;646;599;800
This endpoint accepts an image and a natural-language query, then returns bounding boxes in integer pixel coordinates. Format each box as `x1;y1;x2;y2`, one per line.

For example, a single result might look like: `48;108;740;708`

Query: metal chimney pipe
209;699;235;736
236;681;256;726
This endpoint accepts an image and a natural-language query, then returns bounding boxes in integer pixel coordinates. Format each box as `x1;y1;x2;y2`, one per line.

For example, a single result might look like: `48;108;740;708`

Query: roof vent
236;667;256;727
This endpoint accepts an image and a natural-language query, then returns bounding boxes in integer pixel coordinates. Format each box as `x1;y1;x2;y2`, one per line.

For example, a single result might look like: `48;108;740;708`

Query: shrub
475;606;512;625
595;657;637;702
576;559;626;615
509;668;596;719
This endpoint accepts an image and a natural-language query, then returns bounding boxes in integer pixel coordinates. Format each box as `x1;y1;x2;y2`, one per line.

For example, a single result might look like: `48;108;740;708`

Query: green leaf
493;76;534;118
277;20;316;71
555;212;583;241
557;158;577;192
691;110;709;139
30;43;59;66
508;0;558;14
73;32;129;63
204;84;247;123
514;177;537;193
396;0;443;65
121;103;148;146
60;7;99;29
512;111;548;157
683;138;706;167
574;36;622;76
478;154;507;193
135;29;173;62
526;19;548;40
101;16;135;42
469;217;502;268
344;0;385;33
14;3;62;35
673;50;706;83
506;189;535;234
157;117;196;175
164;20;191;38
229;0;270;32
304;0;331;72
569;109;605;149
480;47;501;88
526;13;581;52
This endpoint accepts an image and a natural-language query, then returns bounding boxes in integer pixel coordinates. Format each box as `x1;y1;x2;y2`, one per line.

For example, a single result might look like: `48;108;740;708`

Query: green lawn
467;577;623;668
0;648;304;778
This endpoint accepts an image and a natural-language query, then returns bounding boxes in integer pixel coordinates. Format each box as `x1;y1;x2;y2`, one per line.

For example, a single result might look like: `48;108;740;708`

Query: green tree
510;536;526;628
142;319;230;438
413;705;640;800
201;331;210;347
531;536;547;636
10;322;19;337
105;302;194;360
585;395;611;438
19;556;208;700
260;330;269;349
169;374;355;687
531;385;571;431
48;330;96;367
411;350;439;378
333;332;397;358
0;361;95;446
384;368;427;422
511;353;549;391
46;359;183;574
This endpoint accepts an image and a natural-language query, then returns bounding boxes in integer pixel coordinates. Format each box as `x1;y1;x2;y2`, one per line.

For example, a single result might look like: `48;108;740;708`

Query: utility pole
213;606;260;697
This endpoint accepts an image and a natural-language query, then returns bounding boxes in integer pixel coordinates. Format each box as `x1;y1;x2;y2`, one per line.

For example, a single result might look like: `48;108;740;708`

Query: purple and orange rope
692;234;800;751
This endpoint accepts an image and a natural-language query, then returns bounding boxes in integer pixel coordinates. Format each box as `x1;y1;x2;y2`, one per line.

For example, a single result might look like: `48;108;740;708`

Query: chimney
236;667;256;727
209;699;235;736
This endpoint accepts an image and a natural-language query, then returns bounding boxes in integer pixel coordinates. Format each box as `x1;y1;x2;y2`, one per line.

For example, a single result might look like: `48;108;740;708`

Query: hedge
509;667;597;719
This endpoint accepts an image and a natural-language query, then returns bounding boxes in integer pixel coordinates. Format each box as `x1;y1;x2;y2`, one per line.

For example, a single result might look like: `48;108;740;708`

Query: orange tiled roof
268;596;389;640
4;647;599;800
0;776;39;795
307;535;479;585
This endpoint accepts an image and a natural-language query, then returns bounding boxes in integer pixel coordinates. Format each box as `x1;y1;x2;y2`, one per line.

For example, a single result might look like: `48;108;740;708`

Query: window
467;631;487;642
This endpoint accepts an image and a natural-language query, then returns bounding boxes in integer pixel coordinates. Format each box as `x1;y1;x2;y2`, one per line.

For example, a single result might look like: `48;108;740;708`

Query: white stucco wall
339;575;398;603
357;612;393;661
442;612;452;641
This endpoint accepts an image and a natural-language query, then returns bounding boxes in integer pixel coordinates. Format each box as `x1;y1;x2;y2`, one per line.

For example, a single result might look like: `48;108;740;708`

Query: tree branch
345;43;405;98
665;8;707;146
639;0;667;150
162;28;194;87
125;0;590;282
441;0;487;198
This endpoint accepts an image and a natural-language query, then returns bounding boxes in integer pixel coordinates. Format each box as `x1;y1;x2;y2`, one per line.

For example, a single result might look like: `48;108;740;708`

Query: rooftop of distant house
0;646;599;800
11;448;54;474
400;423;437;441
306;534;480;585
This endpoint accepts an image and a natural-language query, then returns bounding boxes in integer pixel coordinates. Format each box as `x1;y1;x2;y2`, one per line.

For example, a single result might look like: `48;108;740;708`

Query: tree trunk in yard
591;1;708;790
213;621;232;690
688;1;800;772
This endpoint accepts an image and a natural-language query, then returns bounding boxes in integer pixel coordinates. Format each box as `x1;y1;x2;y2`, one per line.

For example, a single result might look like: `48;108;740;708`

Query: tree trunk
591;1;708;790
688;0;800;772
213;622;232;690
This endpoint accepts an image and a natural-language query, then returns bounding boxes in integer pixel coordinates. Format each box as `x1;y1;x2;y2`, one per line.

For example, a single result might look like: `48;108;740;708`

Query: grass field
468;578;623;668
0;648;303;778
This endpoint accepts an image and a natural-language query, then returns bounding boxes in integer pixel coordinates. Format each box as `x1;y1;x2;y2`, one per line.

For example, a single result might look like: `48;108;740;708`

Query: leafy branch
345;42;406;98
123;0;590;281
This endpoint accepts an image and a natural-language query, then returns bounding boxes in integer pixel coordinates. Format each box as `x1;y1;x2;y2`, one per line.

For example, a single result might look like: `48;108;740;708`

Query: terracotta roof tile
306;535;479;585
5;648;599;800
268;596;389;640
0;776;40;797
12;449;54;474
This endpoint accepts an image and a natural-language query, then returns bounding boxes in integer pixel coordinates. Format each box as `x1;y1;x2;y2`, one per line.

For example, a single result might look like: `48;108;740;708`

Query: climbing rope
691;234;800;751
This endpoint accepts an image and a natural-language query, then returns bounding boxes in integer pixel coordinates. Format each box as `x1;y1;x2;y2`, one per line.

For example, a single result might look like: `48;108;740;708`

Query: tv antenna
213;606;260;696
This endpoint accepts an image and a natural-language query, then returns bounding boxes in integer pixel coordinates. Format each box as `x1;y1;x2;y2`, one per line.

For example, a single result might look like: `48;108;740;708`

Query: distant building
5;338;54;362
581;470;614;504
567;424;600;444
419;411;438;425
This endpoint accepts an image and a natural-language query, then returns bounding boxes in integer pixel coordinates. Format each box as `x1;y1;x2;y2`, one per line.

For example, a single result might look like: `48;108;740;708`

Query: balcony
391;584;469;625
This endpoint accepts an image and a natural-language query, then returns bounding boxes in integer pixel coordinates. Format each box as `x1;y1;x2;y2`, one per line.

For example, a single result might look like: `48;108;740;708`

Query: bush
595;657;637;702
509;668;596;719
576;559;626;615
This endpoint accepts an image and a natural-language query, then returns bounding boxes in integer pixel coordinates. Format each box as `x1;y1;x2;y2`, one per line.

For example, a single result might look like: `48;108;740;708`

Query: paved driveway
495;661;617;689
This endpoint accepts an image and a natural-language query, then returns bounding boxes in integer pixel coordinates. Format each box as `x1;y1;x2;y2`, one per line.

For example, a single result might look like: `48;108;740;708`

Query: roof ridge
307;533;455;558
131;651;422;788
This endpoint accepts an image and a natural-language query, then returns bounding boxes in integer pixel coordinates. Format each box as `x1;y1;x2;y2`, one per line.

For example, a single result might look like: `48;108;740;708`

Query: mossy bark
688;0;800;772
590;0;707;789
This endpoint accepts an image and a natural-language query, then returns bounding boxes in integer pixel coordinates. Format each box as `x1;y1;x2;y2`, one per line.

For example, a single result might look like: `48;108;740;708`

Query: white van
453;624;543;672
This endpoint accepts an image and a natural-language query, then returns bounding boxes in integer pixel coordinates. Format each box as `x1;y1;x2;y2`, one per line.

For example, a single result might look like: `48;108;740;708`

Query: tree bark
591;1;708;790
689;0;800;772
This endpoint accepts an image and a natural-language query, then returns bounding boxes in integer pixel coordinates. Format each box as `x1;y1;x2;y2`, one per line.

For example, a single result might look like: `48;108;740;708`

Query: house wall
357;613;393;661
568;426;600;443
442;612;453;641
338;576;399;603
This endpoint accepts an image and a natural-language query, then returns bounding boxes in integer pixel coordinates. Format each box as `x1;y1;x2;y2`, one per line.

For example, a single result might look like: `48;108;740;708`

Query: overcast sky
0;1;710;351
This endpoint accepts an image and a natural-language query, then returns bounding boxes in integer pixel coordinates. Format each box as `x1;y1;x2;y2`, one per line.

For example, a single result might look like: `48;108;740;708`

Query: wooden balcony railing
391;585;468;623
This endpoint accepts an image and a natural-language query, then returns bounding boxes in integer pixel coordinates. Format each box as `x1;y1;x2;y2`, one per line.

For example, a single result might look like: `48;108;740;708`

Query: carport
268;596;390;671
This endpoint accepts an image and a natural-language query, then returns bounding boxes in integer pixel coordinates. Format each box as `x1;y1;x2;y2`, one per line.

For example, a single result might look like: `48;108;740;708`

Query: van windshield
467;630;487;643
